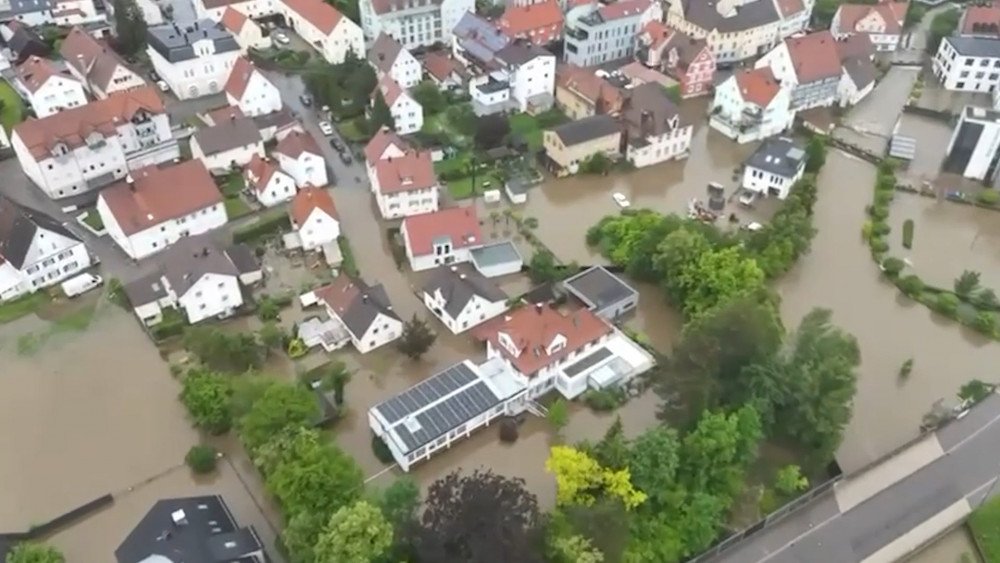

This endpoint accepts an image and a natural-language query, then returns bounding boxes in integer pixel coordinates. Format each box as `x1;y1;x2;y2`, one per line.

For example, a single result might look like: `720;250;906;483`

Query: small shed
226;244;263;286
505;178;529;204
470;240;523;278
562;266;638;320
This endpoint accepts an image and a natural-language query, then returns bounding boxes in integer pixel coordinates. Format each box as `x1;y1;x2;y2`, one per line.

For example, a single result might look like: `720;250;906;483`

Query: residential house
220;6;271;51
562;265;638;320
499;1;564;47
289;185;340;250
123;235;252;325
1;0;105;27
278;0;364;64
831;0;907;52
61;27;146;99
368;33;422;89
401;205;481;271
97;160;227;260
314;274;402;353
635;21;715;98
244;154;295;207
3;22;50;64
554;63;625;119
452;12;510;67
359;0;474;49
274;130;328;187
11;86;178;199
147;20;241;100
471;43;557;116
195;0;277;20
190;116;265;174
422;51;465;88
253;107;303;141
115;495;266;563
543;114;622;175
621;82;692;168
709;67;794;143
944;105;1000;182
932;36;1000;94
14;56;88;118
563;0;661;67
0;195;92;302
370;147;440;219
666;0;809;64
364;125;409;183
959;2;1000;38
755;30;844;111
421;265;509;333
225;56;282;116
741;136;806;199
617;61;677;88
837;37;878;106
372;75;423;134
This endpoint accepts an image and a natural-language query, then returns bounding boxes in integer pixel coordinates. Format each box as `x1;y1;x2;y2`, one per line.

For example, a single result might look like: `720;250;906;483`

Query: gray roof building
842;56;877;89
0;195;81;270
745;136;806;179
550;114;621;146
562;265;638;320
124;235;245;307
943;35;1000;58
676;0;780;33
368;32;405;74
192;116;262;155
422;265;508;318
316;275;401;338
495;42;552;66
147;20;240;62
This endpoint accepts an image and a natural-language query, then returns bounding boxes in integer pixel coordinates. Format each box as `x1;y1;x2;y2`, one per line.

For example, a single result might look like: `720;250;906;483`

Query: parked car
330;138;344;152
738;190;757;207
273;31;290;45
319;121;334;136
612;192;631;208
299;94;312;107
340;152;353;164
149;69;160;82
156;80;169;93
61;273;103;298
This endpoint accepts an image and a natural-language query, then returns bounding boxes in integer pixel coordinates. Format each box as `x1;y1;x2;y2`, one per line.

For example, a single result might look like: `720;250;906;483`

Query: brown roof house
754;30;847;111
289;186;340;251
13;56;89;118
542;114;622;176
709;67;794;143
274;130;327;187
368;33;422;89
243;154;296;207
311;274;402;353
554;64;625;120
60;26;146;98
96;160;227;260
831;0;907;52
621;83;693;168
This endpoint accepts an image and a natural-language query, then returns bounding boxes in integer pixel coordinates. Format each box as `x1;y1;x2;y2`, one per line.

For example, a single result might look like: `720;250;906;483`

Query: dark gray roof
342;280;400;336
368;33;405;73
123;272;169;307
843;56;877;89
193;117;262;155
470;240;523;269
550;114;621;146
496;43;552;66
0;0;53;18
158;234;240;297
225;244;259;275
677;0;780;33
114;495;265;563
422;266;508;318
252;108;297;131
745;136;806;178
944;35;1000;58
0;195;80;270
562;266;637;311
622;82;682;142
147;20;240;63
6;23;49;61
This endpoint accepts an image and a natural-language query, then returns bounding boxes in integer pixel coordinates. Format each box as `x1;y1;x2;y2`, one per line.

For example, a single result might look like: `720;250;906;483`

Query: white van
61;273;103;298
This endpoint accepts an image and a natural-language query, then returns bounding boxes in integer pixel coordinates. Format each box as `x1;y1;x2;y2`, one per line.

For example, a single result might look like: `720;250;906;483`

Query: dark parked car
340;152;352;164
299;94;312;107
149;69;160;81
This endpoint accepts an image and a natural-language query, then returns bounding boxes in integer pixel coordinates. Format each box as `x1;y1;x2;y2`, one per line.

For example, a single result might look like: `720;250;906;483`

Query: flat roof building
562;265;638;320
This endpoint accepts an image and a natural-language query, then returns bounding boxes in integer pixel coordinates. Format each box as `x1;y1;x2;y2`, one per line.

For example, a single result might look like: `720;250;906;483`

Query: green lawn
0;292;51;325
0;81;25;133
446;172;501;199
434;151;472;176
339;117;372;143
224;197;252;219
970;495;1000;561
510;109;569;152
81;209;104;231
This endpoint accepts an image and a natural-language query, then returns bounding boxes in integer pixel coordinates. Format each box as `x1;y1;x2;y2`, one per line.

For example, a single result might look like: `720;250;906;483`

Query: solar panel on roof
375;363;478;424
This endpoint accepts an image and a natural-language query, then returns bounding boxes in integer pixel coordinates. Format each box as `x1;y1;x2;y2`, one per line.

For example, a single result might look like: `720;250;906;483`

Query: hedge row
233;211;291;244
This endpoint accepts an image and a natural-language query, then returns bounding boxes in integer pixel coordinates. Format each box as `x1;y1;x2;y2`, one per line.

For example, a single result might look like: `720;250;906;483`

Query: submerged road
709;392;1000;562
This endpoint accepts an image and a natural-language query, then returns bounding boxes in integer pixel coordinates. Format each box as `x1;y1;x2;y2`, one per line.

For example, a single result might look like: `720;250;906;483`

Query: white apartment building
563;0;660;67
11;86;178;199
933;36;1000;94
195;0;276;20
943;105;1000;182
710;67;794;143
244;154;296;207
741;136;806;199
136;0;164;24
372;75;423;134
15;0;105;27
459;37;556;116
147;20;242;100
279;0;364;64
0;196;92;302
274;130;328;187
831;1;905;52
14;56;88;118
401;205;481;271
289;186;340;250
225;56;282;116
368;32;422;88
313;274;403;353
61;27;147;99
190;116;265;174
421;265;508;334
359;0;473;49
97;160;228;260
622;83;693;168
220;6;272;51
370;149;440;218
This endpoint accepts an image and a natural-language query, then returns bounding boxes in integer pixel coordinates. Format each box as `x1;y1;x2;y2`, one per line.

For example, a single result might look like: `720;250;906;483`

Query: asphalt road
711;392;1000;562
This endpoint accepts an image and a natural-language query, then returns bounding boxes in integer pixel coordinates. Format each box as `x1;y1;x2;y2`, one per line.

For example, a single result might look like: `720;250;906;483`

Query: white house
244;154;296;207
933;36;1000;94
367;33;422;89
136;0;164;25
401;206;481;272
195;0;277;20
122;235;251;325
831;0;906;52
370;148;440;219
147;20;242;100
11;86;178;199
274;130;328;187
61;27;147;99
289;186;340;250
13;56;88;118
372;75;423;134
364;126;409;180
278;0;364;64
190;116;265;174
562;0;660;67
422;51;465;89
314;274;402;353
944;105;1000;182
621;83;693;168
0;196;92;302
97;160;227;260
755;31;845;111
39;0;104;27
839;55;877;106
225;56;282;116
709;67;794;144
359;0;473;49
741;136;806;199
421;265;508;334
220;6;272;51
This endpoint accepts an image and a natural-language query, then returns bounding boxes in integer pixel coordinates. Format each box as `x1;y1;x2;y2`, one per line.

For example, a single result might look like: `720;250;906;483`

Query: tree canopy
303;54;377;119
183;327;264;373
369;91;395;132
546;446;647;510
6;544;64;563
313;501;393;563
179;369;233;434
238;381;319;454
113;0;147;57
398;314;437;360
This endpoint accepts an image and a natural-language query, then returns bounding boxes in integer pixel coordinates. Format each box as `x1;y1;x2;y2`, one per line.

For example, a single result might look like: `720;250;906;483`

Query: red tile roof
487;304;612;377
774;0;805;17
834;2;904;35
13;86;165;159
423;51;463;82
275;129;321;159
364;126;410;163
500;1;563;35
784;31;844;83
640;20;672;51
373;74;405;107
598;0;651;21
15;56;73;94
962;3;1000;36
555;64;624;114
99;161;222;236
243;154;281;193
373;151;437;194
402;206;481;256
205;105;245;125
734;67;781;107
225;56;261;100
220;6;248;34
290;185;338;226
835;34;875;61
281;0;345;35
60;26;136;92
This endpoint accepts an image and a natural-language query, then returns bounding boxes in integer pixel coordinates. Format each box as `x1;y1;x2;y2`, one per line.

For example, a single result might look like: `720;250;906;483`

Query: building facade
830;0;906;52
755;30;844;110
373;75;423;134
280;0;365;63
710;67;794;143
368;33;423;88
147;20;242;100
225;56;283;116
359;0;474;49
933;36;1000;94
421;266;509;333
621;83;693;168
741;136;806;199
401;206;482;271
61;27;147;99
543;114;622;175
290;186;341;250
275;130;328;187
564;0;660;67
944;105;1000;182
14;56;88;118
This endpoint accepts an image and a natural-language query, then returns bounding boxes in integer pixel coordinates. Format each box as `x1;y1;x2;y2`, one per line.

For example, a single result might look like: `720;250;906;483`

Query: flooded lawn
905;525;983;563
894;113;954;185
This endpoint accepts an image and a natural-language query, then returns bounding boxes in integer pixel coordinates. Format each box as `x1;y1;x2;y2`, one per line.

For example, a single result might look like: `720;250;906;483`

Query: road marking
947;408;1000;453
757;509;844;563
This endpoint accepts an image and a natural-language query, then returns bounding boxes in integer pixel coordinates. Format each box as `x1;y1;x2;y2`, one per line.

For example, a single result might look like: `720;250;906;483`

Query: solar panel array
563;346;614;377
375;363;479;424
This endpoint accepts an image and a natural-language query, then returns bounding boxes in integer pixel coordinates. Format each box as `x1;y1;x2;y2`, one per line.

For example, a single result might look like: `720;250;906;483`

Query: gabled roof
487;304;611;377
622;82;683;140
368;32;405;74
374;151;437;194
225;56;269;100
6;21;49;60
205;105;245;125
550;114;621;146
220;6;249;34
15;56;76;94
454;12;510;66
373;74;406;107
147;20;240;63
422;51;464;82
275;129;321;159
290;185;338;226
192;116;262;155
159;234;241;297
842;56;877;90
555;64;624;114
733;67;781;107
660;26;710;68
315;275;400;337
422;265;508;318
961;3;1000;36
243;154;285;193
500;1;563;35
833;1;905;35
99;160;222;236
0;195;79;269
403;206;481;256
745;136;806;178
597;0;652;21
281;0;346;35
60;26;135;91
783;30;844;83
364;126;410;163
835;33;875;61
675;0;779;34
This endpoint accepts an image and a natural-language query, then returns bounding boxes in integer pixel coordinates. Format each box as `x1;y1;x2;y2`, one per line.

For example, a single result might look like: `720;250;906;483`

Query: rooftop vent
171;509;188;526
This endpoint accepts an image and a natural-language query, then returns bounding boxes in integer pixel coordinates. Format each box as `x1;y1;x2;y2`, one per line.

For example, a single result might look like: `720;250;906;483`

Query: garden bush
973;311;997;336
499;418;519;442
897;275;924;296
869;205;889;221
978;189;1000;205
902;219;914;249
185;444;218;474
371;435;394;464
934;293;960;317
870;238;889;253
871;221;891;236
232;212;291;243
882;257;905;277
583;388;625;412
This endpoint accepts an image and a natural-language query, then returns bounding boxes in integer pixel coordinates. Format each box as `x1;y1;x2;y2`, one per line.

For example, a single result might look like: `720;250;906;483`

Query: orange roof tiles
784;31;845;83
281;0;345;35
500;1;563;35
488;304;612;377
962;3;1000;35
556;64;624;114
734;67;780;107
402;206;481;256
243;154;280;193
220;6;248;34
835;1;905;35
364;126;410;163
275;130;321;159
290;185;338;226
373;74;405;106
373;151;437;194
225;56;259;100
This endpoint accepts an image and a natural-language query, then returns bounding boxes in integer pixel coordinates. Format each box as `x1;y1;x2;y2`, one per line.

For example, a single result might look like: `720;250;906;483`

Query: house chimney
202;247;209;257
640;110;653;136
535;302;543;314
171;509;188;526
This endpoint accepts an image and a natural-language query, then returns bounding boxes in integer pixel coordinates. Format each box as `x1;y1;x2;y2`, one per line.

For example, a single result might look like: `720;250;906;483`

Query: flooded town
3;0;1000;562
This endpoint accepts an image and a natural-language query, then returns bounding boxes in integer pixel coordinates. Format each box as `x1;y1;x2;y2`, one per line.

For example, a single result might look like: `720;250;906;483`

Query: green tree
113;0;147;57
185;444;218;474
179;369;233;434
445;103;477;136
547;398;570;434
928;8;960;54
474;114;512;149
973;288;1000;310
935;292;961;316
955;270;982;298
679;406;762;497
321;360;353;405
238;381;319;453
905;2;927;28
897;274;924;296
313;501;393;563
626;426;681;507
266;429;364;518
283;512;326;563
676;246;765;317
653;226;713;305
258;322;286;351
549;533;605;563
959;379;995;404
529;250;562;283
587;211;688;280
397;314;437;360
369;91;395;131
588;416;631;470
579;152;612;175
805;135;826;173
973;311;997;335
326;0;359;24
6;543;64;563
411;82;447;114
774;465;809;496
881;256;905;277
183;327;264;373
374;477;420;528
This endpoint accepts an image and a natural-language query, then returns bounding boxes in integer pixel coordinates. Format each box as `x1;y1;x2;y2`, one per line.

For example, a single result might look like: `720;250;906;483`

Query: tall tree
113;0;147;57
283;512;326;563
528;250;561;283
675;246;765;317
474;114;511;149
266;429;363;518
397;314;436;360
374;477;421;529
411;82;447;114
546;446;646;510
313;501;393;563
6;544;64;563
179;368;233;434
183;327;264;373
626;426;681;507
955;270;982;298
238;381;319;453
804;135;826;173
321;360;353;406
369;91;395;132
408;470;544;563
